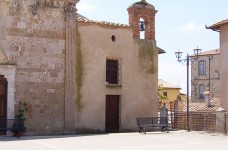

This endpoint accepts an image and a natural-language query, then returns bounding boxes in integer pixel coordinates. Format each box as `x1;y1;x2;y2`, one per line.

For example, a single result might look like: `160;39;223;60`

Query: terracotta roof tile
183;98;221;112
199;49;220;56
189;49;220;57
208;19;228;31
158;79;181;89
76;17;130;28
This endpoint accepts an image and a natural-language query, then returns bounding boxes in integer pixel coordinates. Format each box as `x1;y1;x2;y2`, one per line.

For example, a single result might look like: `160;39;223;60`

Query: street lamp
175;47;201;131
207;55;213;91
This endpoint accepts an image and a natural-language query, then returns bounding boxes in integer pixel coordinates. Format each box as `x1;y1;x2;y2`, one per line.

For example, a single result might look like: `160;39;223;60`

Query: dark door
105;95;120;133
0;75;7;135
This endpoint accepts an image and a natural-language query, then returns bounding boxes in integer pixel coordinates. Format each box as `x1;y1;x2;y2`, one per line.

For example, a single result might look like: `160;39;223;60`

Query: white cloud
77;1;95;12
178;22;204;32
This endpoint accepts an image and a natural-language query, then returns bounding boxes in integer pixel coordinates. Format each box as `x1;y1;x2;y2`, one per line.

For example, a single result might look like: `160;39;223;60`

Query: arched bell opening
139;18;146;39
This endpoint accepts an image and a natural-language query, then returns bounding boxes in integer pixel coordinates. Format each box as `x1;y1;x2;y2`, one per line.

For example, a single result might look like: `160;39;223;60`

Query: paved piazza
0;131;227;150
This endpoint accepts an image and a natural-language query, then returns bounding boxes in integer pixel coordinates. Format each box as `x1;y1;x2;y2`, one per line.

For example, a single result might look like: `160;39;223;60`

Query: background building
191;49;220;102
208;19;228;111
158;79;181;103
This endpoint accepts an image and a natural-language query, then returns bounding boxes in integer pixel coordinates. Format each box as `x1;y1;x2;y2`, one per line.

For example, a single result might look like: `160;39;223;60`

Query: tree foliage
158;84;167;100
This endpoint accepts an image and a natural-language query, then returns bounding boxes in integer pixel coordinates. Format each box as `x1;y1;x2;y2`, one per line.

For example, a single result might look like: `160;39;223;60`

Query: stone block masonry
0;0;79;134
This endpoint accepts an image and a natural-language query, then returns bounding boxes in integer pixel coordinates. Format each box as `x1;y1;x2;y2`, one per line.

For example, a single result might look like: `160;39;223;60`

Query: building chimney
204;91;212;107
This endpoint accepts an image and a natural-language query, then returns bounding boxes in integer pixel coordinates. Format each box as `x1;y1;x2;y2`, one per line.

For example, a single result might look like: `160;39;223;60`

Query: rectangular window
106;59;119;84
163;92;167;97
199;84;205;100
198;60;206;75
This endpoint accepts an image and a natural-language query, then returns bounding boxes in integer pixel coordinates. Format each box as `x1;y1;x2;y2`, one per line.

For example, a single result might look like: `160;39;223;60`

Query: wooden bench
136;117;169;134
0;118;26;137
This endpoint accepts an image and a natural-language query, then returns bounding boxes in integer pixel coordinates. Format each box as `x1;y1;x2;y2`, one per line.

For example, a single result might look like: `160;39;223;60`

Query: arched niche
0;42;13;64
0;49;8;64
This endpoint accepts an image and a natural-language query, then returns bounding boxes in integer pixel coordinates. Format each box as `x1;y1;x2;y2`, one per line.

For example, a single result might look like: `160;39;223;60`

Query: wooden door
0;75;7;135
105;95;120;133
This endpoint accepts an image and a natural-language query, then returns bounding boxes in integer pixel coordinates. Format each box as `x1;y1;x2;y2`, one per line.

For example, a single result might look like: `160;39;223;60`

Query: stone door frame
0;65;16;119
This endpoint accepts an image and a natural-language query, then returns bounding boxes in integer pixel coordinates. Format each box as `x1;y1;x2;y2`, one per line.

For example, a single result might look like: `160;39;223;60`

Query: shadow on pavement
0;133;109;142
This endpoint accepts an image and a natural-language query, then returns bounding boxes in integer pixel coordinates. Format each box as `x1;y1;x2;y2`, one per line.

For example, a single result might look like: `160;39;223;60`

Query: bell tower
127;0;157;40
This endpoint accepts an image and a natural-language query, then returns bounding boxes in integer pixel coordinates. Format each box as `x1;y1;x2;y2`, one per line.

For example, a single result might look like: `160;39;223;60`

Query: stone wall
191;53;220;102
0;0;78;133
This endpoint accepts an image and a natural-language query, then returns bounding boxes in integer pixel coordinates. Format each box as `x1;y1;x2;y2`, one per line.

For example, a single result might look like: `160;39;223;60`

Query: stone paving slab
0;131;228;150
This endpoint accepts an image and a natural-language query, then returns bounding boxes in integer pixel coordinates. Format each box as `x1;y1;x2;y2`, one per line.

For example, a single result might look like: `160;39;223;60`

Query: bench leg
161;126;169;133
142;128;146;134
139;127;146;134
16;131;22;138
164;126;169;133
139;127;143;133
161;126;165;132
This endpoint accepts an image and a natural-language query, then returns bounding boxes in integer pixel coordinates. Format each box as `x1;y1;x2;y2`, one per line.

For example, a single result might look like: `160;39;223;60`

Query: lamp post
175;47;201;131
207;55;213;91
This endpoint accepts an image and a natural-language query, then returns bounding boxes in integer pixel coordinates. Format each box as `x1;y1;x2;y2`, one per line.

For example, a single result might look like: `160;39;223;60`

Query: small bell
140;21;145;31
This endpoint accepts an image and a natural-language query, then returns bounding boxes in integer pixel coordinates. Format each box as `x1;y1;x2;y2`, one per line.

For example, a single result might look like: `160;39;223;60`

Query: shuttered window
198;60;206;75
106;59;118;84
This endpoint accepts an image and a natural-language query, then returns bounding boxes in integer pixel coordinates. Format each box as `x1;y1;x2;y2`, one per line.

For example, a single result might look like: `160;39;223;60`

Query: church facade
0;0;160;135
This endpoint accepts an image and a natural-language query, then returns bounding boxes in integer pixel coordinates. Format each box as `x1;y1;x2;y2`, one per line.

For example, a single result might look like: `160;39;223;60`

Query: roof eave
205;25;220;32
157;47;166;54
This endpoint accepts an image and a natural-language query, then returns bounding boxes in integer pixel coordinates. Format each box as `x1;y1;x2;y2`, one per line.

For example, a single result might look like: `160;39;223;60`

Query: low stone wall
216;108;227;134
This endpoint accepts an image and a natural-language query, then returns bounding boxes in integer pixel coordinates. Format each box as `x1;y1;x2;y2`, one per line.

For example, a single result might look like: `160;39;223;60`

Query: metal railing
171;111;216;132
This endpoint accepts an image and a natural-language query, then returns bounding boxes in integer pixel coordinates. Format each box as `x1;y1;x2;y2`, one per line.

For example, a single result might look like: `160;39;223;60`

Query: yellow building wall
159;88;180;102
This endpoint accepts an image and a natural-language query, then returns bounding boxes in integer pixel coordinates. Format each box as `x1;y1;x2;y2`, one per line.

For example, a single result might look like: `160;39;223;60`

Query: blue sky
77;0;228;94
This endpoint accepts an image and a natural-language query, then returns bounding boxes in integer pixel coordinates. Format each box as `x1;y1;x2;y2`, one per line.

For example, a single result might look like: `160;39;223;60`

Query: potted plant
11;101;28;137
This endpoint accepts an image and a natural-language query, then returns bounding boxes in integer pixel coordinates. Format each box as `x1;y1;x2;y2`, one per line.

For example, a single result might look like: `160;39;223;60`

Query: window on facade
163;92;167;97
198;60;206;75
199;84;205;100
106;59;119;84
